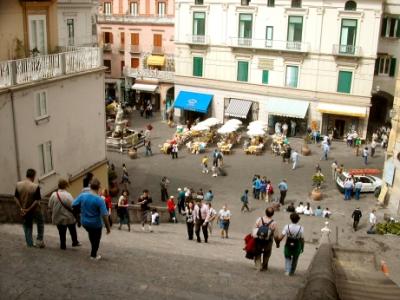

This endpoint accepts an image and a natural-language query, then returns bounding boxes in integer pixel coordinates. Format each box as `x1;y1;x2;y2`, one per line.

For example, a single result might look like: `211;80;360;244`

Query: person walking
291;149;299;170
207;203;217;235
48;179;81;250
212;149;219;168
290;120;296;136
278;179;288;205
260;177;267;201
14;168;45;248
253;207;279;272
352;207;362;231
362;147;369;165
343;178;354;200
201;156;209;173
371;140;377;157
266;180;274;203
354;179;362;200
145;139;152;156
241;189;250;212
101;189;113;227
254;175;261;200
321;142;330;161
369;209;377;232
138;189;153;232
72;178;111;260
204;190;214;203
117;190;130;231
167;196;177;223
354;137;362;156
331;161;338;181
218;204;231;239
277;213;304;276
120;163;131;187
193;199;210;243
184;202;194;240
177;188;186;215
171;144;178;159
160;176;169;202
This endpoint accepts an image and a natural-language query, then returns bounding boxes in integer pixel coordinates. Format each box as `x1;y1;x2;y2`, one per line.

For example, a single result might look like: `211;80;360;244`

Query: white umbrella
218;126;237;134
226;119;242;126
250;120;268;127
192;124;210;131
247;128;266;137
247;123;267;130
201;117;221;127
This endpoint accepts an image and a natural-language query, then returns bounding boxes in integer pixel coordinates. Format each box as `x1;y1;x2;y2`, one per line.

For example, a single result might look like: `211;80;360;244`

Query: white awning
225;99;252;119
266;98;309;119
317;103;367;118
132;83;158;92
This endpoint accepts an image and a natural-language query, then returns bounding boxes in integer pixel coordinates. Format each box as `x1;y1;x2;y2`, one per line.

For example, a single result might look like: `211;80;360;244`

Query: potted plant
311;172;324;201
302;136;311;156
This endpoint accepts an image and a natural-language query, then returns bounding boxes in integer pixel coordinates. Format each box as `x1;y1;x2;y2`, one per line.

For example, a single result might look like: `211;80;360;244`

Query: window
337;71;352;93
291;0;302;8
285;65;299;88
67;19;74;46
38;141;53;175
104;59;111;72
345;1;357;11
381;17;400;38
339;19;357;54
239;14;252;39
28;15;47;55
35;91;47;118
104;32;113;44
193;57;203;77
195;0;203;4
237;61;249;82
193;12;206;36
287;16;303;49
104;2;112;15
120;32;125;45
158;2;166;17
121;60;125;74
266;26;273;47
375;55;397;77
131;33;139;45
131;58;139;68
241;0;250;6
130;2;138;16
267;0;275;7
262;70;269;84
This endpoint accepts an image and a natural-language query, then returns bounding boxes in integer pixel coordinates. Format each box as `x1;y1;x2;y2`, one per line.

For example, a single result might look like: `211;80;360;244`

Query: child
201;156;209;173
167;196;177;223
151;208;160;225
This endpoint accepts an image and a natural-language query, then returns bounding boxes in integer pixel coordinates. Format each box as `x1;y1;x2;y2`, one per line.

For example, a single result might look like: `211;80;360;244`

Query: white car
336;172;382;196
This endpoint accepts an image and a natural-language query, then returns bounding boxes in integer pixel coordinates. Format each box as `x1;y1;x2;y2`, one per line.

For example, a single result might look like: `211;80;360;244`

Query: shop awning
266;98;309;118
147;55;165;66
317;103;367;118
173;91;213;113
132;83;158;92
225;99;252;119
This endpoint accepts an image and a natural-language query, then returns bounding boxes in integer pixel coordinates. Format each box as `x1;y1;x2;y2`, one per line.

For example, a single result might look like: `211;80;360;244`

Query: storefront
266;98;309;136
173;90;213;123
317;103;368;139
224;98;258;124
132;83;160;111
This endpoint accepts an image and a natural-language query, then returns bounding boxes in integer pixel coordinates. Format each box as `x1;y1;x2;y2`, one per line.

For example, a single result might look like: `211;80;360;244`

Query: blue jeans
285;255;299;275
22;210;44;247
344;188;352;200
364;156;368;165
354;188;361;200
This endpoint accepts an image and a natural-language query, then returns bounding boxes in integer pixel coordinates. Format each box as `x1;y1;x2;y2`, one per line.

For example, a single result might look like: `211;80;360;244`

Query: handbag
56;192;80;226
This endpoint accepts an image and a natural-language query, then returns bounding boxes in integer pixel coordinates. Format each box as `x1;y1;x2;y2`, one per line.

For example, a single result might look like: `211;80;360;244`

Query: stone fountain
106;103;136;152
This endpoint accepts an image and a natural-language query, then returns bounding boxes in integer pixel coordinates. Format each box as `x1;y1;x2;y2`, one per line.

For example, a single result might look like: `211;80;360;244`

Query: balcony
152;46;164;55
230;38;310;53
98;14;174;25
332;44;362;57
0;47;102;89
124;67;174;83
186;35;210;45
130;45;141;54
103;43;112;52
119;45;125;53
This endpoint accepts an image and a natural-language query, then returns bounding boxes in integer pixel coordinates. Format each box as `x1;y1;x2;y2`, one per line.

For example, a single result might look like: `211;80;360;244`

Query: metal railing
103;43;112;51
230;37;310;52
186;35;210;45
98;14;174;25
0;47;102;89
130;45;141;53
332;44;361;57
124;67;174;82
152;46;164;55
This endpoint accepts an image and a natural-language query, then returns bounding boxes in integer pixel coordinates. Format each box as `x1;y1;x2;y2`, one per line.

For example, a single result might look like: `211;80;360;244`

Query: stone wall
0;194;173;224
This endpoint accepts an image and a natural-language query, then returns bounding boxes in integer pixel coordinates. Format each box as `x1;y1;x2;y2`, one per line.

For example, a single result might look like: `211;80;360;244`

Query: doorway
335;119;345;138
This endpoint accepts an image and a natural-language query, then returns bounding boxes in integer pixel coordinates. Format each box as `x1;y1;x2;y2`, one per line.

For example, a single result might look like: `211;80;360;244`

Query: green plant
14;38;25;59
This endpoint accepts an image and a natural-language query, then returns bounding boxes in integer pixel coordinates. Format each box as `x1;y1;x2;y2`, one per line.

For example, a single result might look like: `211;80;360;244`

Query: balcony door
287;16;303;49
193;12;205;36
340;19;357;54
28;15;48;55
239;14;252;46
265;26;273;47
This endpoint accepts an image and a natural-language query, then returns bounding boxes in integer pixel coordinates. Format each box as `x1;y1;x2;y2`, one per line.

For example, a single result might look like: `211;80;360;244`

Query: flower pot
311;188;322;201
128;149;137;159
302;144;311;156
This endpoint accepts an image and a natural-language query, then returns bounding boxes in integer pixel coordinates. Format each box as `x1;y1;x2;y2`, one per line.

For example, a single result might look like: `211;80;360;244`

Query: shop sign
383;158;395;186
258;58;274;70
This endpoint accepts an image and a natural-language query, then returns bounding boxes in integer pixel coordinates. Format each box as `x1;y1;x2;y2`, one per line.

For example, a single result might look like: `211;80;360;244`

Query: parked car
336;172;382;196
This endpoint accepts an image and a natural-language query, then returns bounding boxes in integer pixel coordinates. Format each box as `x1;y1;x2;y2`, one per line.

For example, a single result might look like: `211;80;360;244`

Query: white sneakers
90;255;102;261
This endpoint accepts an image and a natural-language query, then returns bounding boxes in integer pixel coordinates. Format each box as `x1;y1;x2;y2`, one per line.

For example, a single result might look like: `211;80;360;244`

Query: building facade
0;0;107;197
97;0;175;117
174;0;383;139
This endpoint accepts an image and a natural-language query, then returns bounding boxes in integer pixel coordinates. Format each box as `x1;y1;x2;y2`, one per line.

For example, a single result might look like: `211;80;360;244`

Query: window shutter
262;70;269;84
337;71;352;93
381;17;387;37
110;32;113;44
389;57;396;77
374;59;379;75
193;57;203;76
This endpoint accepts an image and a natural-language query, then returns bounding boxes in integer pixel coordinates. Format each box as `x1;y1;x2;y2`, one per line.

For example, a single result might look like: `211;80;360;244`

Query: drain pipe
10;90;21;181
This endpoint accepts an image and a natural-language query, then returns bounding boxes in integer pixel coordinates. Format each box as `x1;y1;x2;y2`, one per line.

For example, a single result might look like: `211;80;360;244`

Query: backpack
268;185;274;195
285;225;302;252
256;218;274;240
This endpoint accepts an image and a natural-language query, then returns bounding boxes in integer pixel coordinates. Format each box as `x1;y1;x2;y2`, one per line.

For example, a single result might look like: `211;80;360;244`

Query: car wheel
374;187;381;198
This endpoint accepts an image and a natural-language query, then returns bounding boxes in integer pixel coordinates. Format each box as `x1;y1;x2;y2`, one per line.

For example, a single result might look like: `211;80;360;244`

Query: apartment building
174;0;384;139
97;0;175;116
0;0;107;197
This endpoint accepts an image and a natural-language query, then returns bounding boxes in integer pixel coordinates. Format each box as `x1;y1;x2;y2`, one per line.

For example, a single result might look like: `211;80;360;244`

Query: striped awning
225;99;252;119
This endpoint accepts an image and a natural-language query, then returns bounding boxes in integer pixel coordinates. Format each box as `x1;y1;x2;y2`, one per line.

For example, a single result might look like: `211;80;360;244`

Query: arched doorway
367;91;393;135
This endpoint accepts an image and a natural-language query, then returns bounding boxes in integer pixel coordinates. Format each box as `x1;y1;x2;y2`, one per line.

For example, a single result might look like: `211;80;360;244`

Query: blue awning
173;91;213;114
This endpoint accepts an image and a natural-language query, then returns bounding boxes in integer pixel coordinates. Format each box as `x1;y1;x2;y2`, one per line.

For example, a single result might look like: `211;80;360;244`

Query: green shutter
389;57;396;77
262;70;269;84
374;59;379;75
381;17;388;37
237;61;249;82
193;57;203;77
397;18;400;38
337;71;352;93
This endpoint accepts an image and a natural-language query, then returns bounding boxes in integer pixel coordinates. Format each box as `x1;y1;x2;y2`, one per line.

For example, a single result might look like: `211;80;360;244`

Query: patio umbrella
247;128;266;137
201;117;221;127
218;126;237;134
226;119;242;126
247;123;267;130
249;120;267;127
191;124;210;131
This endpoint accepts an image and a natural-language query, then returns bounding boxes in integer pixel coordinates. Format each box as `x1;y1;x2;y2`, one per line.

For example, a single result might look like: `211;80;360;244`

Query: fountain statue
112;103;124;138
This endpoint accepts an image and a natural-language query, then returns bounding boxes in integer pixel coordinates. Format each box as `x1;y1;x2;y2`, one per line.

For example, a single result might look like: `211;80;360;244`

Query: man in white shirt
291;150;299;170
369;209;377;232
